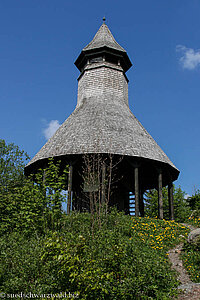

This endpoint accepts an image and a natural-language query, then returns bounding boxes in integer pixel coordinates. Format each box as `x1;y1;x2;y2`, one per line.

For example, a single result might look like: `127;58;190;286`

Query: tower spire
75;21;132;72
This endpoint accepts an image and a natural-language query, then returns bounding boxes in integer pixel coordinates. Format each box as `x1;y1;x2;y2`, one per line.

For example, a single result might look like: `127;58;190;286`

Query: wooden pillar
72;191;78;211
42;169;46;198
101;162;106;204
139;190;145;217
168;182;174;220
79;193;83;212
124;191;130;214
158;170;163;219
78;190;82;212
67;164;73;215
134;166;139;217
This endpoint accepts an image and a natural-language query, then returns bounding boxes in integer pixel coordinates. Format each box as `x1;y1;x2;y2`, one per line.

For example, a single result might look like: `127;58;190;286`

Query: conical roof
25;23;179;181
83;23;126;52
26;95;178;172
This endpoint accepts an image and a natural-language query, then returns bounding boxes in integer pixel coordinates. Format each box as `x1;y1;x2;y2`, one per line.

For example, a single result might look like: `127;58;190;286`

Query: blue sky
1;0;200;196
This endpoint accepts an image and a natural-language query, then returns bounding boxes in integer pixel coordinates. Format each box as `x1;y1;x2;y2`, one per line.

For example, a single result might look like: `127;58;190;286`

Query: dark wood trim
168;182;174;220
134;166;139;217
158;170;163;219
67;164;73;214
139;189;145;217
101;162;106;204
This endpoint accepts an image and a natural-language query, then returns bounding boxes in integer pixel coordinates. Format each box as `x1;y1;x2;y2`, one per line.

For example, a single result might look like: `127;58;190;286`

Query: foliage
0;178;46;235
181;206;200;283
130;216;189;251
0;139;29;192
187;215;200;228
187;189;200;211
0;139;30;234
145;186;191;221
181;235;200;283
35;158;69;231
0;211;191;299
0;157;68;235
0;140;199;297
0;232;44;293
82;153;122;234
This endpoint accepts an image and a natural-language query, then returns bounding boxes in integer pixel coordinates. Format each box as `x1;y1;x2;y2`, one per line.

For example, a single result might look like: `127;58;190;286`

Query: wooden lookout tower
25;21;179;219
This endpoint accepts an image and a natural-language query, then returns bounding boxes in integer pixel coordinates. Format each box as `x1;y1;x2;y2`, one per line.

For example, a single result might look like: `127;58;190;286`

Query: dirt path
168;223;200;299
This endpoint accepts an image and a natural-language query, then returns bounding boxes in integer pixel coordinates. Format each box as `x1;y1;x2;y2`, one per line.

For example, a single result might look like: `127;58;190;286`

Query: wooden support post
79;193;83;212
134;166;139;217
77;190;81;212
158;170;163;219
67;164;73;215
42;169;46;198
72;191;78;211
101;162;106;204
139;190;145;217
168;182;174;220
124;191;129;214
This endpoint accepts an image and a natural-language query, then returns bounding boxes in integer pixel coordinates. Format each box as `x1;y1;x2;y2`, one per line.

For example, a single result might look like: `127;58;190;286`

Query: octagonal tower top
75;22;132;73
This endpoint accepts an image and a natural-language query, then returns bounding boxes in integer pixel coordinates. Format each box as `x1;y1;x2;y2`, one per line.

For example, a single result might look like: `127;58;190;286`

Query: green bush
44;212;191;299
0;232;44;293
40;212;181;299
187;214;200;228
0;158;69;236
0;211;189;299
181;236;200;282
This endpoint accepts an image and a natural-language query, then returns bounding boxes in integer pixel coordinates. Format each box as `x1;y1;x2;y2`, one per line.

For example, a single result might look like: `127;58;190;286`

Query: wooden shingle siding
25;22;179;179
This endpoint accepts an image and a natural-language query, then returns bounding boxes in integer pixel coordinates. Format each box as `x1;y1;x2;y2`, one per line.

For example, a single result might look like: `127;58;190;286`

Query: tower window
90;57;103;63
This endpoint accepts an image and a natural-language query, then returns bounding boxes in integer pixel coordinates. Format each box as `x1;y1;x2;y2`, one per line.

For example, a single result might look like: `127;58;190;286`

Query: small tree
82;153;122;231
0;140;69;235
187;189;200;211
0;139;29;192
0;140;29;234
38;158;69;231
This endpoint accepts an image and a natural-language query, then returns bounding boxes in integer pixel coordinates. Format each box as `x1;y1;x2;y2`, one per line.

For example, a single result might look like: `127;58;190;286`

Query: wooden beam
42;169;46;198
139;190;145;217
67;164;73;215
101;162;106;204
124;191;129;214
134;166;139;217
72;191;78;211
168;182;174;220
158;170;163;219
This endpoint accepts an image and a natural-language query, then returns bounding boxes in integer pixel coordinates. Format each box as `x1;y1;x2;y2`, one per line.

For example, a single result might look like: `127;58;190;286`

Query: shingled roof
26;94;177;169
83;23;126;52
25;22;179;179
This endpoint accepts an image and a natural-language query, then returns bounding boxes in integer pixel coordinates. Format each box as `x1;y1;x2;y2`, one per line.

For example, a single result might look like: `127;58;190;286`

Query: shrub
0;211;192;299
0;232;44;293
181;234;200;282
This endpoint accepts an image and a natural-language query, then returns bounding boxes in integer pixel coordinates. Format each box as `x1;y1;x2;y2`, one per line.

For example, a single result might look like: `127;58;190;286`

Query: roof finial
103;16;106;24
